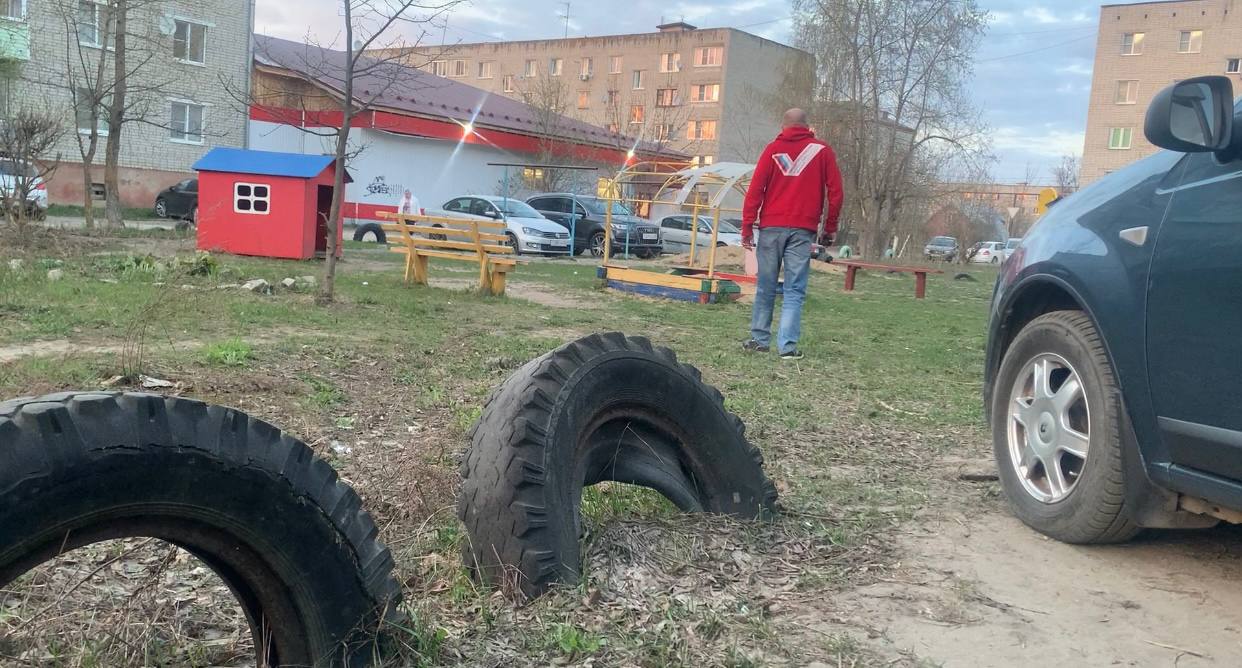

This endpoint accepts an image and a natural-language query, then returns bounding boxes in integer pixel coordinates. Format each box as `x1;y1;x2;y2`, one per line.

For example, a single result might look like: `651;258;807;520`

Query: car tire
459;333;778;599
0;392;400;667
991;311;1139;544
589;231;606;257
991;256;1000;264
430;224;447;242
154;198;168;218
353;223;387;244
506;231;521;255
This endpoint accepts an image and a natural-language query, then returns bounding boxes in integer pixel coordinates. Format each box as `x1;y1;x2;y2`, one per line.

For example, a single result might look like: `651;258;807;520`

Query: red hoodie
742;126;844;243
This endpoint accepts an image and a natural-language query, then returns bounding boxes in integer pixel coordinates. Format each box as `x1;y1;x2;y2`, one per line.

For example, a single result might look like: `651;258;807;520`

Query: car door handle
1119;226;1149;247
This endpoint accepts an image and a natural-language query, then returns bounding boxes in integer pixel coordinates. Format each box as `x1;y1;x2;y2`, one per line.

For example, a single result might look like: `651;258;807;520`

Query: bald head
783;108;809;128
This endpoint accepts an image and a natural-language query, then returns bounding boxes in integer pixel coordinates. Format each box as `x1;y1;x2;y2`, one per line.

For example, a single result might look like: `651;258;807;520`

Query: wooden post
603;196;613;265
707;205;722;279
915;271;927;299
688;201;701;267
844;265;858;292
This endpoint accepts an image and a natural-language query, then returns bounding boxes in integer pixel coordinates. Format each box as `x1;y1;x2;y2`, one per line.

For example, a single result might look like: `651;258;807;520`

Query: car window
1005;238;1021;249
468;198;495;217
571;201;589;217
660;216;682;230
188;179;198;193
930;236;955;245
0;160;34;178
444;198;470;213
491;198;541;218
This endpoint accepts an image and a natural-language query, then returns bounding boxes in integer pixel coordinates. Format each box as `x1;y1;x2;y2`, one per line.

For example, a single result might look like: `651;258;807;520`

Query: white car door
660;216;686;251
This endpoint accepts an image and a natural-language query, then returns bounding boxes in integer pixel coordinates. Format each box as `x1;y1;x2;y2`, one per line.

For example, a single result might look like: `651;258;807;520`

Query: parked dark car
923;235;958;262
526;193;662;258
984;75;1242;544
154;179;198;229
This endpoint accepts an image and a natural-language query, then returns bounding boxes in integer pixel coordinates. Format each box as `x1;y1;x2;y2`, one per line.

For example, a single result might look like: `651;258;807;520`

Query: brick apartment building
376;22;814;167
1082;0;1242;184
0;0;253;206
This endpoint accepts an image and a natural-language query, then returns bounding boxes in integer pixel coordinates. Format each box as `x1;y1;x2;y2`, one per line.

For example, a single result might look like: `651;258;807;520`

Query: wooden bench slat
378;212;507;230
380;224;510;243
392;238;514;254
394;248;520;266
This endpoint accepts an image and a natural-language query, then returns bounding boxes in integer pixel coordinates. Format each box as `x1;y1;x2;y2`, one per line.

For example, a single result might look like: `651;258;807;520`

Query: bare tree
0;110;64;244
1051;154;1080;195
514;73;579;192
55;0;113;229
793;0;991;257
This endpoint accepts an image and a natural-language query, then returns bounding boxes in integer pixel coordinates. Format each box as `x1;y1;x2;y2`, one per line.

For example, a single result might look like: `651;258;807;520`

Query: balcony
0;19;29;62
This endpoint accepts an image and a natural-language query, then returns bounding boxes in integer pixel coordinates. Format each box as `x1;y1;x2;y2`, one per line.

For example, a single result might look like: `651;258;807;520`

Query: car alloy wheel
506;231;521;255
1006;352;1090;504
155;199;167;218
590;231;606;257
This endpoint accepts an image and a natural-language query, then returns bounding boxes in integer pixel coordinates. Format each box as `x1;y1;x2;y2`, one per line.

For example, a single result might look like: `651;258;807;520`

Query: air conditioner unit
579;74;592;81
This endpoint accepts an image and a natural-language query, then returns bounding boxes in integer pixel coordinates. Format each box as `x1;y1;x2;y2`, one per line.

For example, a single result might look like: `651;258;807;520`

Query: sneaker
780;349;805;361
742;340;770;353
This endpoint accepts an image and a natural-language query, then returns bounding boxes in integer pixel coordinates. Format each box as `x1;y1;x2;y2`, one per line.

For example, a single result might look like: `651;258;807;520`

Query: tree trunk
317;17;353;305
81;162;95;229
103;0;127;228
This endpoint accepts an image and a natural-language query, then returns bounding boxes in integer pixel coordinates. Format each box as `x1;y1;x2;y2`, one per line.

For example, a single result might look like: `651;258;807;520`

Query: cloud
989;10;1015;25
1056;62;1092;77
992;126;1086;158
1023;7;1059;24
727;0;779;14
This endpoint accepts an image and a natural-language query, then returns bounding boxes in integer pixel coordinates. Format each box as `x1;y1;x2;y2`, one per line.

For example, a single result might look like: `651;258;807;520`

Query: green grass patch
201;339;252;367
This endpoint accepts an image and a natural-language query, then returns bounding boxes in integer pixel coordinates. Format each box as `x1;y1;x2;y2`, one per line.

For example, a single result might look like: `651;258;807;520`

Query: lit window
478;61;493;79
1121;32;1144;55
694;46;723;67
577;90;590;109
1115;80;1138;104
524;59;537;77
580;57;592;77
656;88;680;107
173;19;207;64
169;100;204;144
549;58;563;76
234;183;270;215
503;74;514;92
702;155;714;166
691;83;720;103
1179;30;1203;54
687;120;716;140
1108;127;1133;150
609;55;622;74
632;69;645;90
1228;58;1241;74
660;52;681;73
629;104;644;124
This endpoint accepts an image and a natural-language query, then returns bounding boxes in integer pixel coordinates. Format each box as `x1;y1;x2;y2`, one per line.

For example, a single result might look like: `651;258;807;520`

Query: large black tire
990;311;1139;544
353;222;387;244
459;333;778;599
0;392;400;667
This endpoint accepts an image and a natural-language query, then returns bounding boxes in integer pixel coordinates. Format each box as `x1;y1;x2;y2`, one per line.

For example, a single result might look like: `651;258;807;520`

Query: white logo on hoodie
772;143;825;177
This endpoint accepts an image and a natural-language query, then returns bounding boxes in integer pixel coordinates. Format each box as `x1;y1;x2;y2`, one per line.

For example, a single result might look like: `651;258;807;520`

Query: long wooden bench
837;260;945;299
378;212;520;296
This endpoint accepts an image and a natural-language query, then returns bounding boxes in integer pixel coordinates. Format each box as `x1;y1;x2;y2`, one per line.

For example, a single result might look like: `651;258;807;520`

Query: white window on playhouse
234;182;270;214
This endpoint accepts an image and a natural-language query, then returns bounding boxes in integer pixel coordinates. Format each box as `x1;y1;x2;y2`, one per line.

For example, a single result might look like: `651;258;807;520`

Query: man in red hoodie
741;109;844;360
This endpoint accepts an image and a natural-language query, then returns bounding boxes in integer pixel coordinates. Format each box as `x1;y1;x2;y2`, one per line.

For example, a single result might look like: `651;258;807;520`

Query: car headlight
521;227;536;235
611;225;629;234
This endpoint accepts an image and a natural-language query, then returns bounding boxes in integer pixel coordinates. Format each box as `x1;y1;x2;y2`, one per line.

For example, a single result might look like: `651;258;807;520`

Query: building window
173;19;207;64
579;57;592;77
1228;58;1241;74
687;119;716;140
1178;30;1203;54
431;60;448;77
659;52;681;73
78;1;112;47
577;90;590;109
524;59;537;77
694;46;723;67
632;69;645;90
503;74;514;92
450;60;467;77
700;155;714;166
1108;127;1133;150
75;87;109;135
655;88;680;107
169;100;204;144
691;83;720;103
607;122;618;133
3;0;25;20
629;104;644;124
1121;32;1144;55
606;89;618;105
477;61;493;79
234;183;270;215
609;55;622;74
655;123;673;141
549;58;563;76
1115;80;1138;104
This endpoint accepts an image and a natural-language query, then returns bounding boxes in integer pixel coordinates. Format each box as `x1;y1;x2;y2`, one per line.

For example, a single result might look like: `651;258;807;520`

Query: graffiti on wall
365;175;405;199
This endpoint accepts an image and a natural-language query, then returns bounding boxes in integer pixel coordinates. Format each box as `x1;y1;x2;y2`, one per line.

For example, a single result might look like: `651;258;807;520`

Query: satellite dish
158;15;176;36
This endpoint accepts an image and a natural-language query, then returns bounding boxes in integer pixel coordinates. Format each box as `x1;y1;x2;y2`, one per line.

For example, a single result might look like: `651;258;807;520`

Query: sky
254;0;1111;184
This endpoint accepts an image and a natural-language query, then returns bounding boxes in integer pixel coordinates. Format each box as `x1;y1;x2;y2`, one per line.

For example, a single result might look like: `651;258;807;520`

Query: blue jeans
750;227;814;354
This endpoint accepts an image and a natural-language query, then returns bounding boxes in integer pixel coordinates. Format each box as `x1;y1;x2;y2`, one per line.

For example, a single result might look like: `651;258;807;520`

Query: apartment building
1082;0;1242;183
379;22;814;167
0;0;253;206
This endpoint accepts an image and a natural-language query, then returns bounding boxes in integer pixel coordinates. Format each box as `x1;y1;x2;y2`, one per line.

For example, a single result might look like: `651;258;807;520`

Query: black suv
985;76;1242;543
526;193;662;258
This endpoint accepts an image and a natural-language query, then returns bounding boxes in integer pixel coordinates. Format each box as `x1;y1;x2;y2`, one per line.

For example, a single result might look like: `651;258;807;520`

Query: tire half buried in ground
0;392;400;667
459;333;778;598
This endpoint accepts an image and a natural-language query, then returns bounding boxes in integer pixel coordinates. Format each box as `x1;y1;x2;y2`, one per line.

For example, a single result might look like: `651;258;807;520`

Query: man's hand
742;235;755;250
817;232;835;247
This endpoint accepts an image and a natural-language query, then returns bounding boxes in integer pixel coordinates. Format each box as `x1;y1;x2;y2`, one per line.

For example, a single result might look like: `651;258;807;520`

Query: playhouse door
316;186;332;255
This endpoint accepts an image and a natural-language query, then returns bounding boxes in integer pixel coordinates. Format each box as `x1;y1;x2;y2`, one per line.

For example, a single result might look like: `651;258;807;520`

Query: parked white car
658;215;744;253
0;159;48;220
438;195;572;255
1003;237;1022;261
971;241;1005;264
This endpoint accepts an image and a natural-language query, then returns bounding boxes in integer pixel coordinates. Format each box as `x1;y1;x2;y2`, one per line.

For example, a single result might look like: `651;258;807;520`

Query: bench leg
412;253;429;285
915;272;927;299
489;267;508;296
844;266;858;292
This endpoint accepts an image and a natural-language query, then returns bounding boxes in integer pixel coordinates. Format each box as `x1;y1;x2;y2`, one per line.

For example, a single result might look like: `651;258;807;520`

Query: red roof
254;35;682;158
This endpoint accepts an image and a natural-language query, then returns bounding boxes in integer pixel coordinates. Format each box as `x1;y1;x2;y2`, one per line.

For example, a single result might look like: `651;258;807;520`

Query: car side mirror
486;210;501;219
1145;76;1234;153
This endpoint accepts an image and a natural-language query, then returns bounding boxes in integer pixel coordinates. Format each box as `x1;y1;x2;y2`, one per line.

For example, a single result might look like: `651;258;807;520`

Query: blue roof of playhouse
193;148;338;179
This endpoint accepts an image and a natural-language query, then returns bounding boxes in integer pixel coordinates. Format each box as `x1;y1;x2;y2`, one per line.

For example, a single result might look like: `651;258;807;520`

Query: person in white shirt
397;189;421;216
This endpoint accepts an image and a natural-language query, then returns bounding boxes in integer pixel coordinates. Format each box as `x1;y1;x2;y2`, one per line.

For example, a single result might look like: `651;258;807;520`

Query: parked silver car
0;159;48;220
658;215;743;253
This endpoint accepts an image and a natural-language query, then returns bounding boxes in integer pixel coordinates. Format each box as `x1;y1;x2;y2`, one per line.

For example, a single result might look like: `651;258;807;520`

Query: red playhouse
192;148;352;260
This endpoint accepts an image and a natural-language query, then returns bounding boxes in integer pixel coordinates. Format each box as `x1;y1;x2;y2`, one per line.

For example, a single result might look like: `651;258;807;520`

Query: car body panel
659;215;742;252
0;159;47;213
970;241;1004;264
155;179;198;219
527;193;662;254
924;236;958;260
440;195;571;254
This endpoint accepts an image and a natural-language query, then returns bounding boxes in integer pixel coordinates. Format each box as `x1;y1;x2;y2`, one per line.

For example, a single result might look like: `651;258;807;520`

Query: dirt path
837;510;1242;665
0;340;127;363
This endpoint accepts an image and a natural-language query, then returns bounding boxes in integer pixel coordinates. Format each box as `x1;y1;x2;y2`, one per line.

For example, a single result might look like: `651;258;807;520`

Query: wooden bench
378;212;520;296
837;260;945;299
